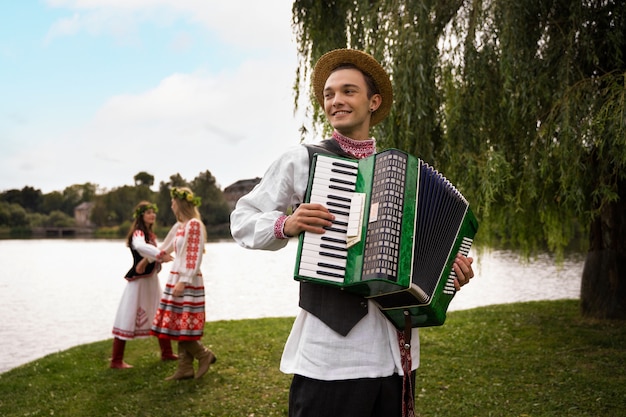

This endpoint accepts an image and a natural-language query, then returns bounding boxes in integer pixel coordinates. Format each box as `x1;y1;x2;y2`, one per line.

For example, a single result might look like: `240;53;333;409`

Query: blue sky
0;0;309;193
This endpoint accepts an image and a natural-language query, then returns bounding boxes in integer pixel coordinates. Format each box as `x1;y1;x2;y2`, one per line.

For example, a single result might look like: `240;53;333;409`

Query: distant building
223;178;261;210
74;202;95;227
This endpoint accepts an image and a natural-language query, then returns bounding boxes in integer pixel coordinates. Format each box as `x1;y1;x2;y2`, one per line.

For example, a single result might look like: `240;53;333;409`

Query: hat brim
312;49;393;127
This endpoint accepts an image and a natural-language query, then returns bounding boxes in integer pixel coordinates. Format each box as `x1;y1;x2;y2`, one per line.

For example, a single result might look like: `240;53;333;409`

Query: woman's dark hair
126;201;156;247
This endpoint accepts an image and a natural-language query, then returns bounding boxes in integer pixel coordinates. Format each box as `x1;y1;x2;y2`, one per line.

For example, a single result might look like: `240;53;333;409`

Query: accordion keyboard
297;156;359;283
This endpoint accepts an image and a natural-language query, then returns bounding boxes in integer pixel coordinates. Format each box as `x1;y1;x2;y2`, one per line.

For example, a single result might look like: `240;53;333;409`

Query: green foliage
155;171;231;231
0;169;233;235
0;202;28;227
61;183;97;216
26;212;47;227
134;171;155;187
0;187;43;213
292;0;351;133
293;0;626;258
1;301;624;416
191;170;231;225
93;226;124;238
46;210;76;227
41;190;65;214
91;185;150;228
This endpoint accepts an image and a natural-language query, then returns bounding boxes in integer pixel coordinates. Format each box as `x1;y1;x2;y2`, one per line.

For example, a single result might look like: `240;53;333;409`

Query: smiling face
323;67;382;140
142;208;157;226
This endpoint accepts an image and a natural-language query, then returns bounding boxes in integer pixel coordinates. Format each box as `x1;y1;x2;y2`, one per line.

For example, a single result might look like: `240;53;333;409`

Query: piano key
310;190;355;205
299;253;346;271
302;229;348;244
328;208;350;217
297;267;345;283
298;266;346;281
302;243;347;259
310;184;356;198
300;251;347;270
310;185;354;199
297;155;360;284
299;257;346;279
316;157;358;170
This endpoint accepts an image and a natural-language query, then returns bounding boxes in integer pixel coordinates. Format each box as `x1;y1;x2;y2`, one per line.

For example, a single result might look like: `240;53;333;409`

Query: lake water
0;239;585;374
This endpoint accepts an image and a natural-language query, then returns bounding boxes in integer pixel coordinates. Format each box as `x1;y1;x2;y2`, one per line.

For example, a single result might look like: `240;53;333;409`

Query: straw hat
312;49;393;126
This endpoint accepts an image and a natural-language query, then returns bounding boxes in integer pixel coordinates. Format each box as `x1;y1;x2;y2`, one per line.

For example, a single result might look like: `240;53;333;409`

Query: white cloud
6;54;304;192
168;31;194;53
44;0;295;51
1;0;312;193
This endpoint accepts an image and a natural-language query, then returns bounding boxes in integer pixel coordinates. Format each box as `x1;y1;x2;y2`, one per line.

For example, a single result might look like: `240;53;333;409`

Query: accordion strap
399;310;415;417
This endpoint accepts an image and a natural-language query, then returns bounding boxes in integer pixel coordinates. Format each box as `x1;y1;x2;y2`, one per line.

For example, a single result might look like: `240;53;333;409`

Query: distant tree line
0;170;231;238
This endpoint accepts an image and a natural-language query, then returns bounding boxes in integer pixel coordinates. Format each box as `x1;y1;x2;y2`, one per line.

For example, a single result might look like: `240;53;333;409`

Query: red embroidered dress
151;219;206;341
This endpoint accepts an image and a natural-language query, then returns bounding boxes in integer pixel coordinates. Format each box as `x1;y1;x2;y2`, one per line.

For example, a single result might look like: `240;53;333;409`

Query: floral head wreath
133;203;158;219
170;187;202;207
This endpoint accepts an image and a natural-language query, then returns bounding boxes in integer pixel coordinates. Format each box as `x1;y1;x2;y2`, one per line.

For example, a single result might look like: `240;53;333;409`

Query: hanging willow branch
292;0;626;258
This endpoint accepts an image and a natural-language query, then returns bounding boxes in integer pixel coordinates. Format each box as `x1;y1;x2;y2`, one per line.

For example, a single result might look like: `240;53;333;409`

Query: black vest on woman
124;231;160;281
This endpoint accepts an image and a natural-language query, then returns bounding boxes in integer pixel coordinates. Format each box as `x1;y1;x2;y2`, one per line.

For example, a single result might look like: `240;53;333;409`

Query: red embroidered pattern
135;306;148;328
151;282;206;340
274;215;289;239
185;220;201;269
332;130;376;159
133;229;157;246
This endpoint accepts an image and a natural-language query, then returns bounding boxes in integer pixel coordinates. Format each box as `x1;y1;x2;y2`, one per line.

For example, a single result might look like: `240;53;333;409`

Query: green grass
1;300;624;417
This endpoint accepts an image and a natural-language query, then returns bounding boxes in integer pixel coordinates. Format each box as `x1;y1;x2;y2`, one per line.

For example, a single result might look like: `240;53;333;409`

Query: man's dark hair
331;64;380;99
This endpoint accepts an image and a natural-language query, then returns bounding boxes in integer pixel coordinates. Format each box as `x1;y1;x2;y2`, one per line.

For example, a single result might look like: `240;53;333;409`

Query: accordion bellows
294;149;479;329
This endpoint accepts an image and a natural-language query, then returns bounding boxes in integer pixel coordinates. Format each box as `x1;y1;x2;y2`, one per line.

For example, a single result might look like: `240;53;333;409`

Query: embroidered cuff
156;250;166;261
274;215;290;239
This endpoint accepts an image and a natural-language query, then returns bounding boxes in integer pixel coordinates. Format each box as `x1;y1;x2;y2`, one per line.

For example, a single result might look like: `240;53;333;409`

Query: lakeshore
0;238;584;373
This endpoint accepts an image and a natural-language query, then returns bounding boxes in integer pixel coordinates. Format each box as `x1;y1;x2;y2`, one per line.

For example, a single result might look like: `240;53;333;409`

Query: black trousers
288;372;416;417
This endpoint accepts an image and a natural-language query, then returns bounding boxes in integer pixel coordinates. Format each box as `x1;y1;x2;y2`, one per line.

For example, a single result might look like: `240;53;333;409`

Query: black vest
298;139;368;336
124;232;160;281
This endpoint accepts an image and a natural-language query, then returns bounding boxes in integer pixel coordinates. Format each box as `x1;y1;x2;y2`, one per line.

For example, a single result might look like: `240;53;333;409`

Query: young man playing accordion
230;49;475;417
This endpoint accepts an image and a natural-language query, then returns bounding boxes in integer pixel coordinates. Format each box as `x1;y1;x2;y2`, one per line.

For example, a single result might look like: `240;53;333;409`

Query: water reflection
0;239;584;373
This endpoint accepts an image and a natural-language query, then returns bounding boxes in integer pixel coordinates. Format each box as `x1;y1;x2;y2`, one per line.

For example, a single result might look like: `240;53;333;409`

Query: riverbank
0;239;585;374
0;300;623;417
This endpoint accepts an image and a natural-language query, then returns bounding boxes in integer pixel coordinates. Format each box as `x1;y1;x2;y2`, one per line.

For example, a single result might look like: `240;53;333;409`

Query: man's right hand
283;203;335;237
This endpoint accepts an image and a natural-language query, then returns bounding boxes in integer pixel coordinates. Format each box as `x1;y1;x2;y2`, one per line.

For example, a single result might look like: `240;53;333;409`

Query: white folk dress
112;230;164;340
151;219;206;341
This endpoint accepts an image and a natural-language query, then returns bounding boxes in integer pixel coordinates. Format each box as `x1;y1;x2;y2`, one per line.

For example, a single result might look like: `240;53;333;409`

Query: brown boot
110;338;133;369
164;342;194;381
186;340;216;379
158;338;178;361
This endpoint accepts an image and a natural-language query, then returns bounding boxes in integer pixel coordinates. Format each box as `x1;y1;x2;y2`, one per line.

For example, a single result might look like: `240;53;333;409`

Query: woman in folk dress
151;187;216;380
110;201;176;369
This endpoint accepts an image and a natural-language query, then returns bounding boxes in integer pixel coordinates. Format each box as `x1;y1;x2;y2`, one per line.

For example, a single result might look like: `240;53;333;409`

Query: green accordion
294;148;479;329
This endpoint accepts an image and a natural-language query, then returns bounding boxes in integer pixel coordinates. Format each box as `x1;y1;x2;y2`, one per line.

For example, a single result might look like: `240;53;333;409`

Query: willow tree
292;0;626;319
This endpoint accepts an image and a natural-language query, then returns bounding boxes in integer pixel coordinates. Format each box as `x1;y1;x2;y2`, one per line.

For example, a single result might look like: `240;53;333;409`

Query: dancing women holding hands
151;187;216;380
110;201;176;369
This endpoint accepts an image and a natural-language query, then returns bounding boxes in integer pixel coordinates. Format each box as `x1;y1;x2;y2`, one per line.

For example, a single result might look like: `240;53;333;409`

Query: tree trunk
580;185;626;319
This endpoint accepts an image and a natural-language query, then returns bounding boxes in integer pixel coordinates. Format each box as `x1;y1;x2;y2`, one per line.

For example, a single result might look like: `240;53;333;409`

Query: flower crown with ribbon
170;187;202;207
133;203;158;219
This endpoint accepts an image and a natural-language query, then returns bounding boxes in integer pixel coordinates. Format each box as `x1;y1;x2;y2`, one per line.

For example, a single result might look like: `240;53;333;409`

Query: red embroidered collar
332;131;376;159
